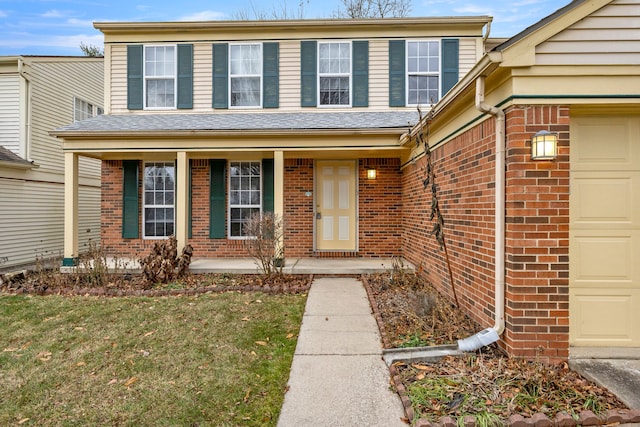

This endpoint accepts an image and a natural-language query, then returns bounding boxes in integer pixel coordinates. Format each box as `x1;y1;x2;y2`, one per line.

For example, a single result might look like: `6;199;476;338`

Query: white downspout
457;76;506;352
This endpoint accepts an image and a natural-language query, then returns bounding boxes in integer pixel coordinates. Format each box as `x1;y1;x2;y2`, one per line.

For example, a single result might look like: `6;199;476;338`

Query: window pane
147;79;175;108
231;77;260;107
143;162;175;238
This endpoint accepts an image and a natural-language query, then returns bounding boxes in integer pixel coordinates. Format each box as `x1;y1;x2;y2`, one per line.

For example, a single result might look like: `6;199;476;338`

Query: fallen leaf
74;327;85;331
108;379;118;385
255;299;262;303
143;331;155;337
3;347;18;352
250;351;257;356
76;362;86;367
37;351;52;362
286;333;294;339
18;418;30;424
123;376;138;387
241;317;250;321
255;341;268;346
243;388;251;403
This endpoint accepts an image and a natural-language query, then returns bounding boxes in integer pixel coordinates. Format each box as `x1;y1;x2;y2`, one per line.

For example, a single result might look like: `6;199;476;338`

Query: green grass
0;292;306;426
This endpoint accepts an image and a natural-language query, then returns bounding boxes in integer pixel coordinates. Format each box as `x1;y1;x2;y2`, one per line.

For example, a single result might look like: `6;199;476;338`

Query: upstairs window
407;40;440;106
73;97;103;122
143;162;175;238
318;42;351;106
230;44;262;107
229;161;261;238
144;45;176;109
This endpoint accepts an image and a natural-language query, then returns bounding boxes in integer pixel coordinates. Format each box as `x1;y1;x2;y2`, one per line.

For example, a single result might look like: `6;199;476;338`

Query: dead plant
243;212;285;277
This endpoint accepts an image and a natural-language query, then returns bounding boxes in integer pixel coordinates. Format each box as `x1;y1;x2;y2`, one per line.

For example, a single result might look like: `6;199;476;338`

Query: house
53;0;639;362
0;56;103;271
399;0;640;361
52;17;491;262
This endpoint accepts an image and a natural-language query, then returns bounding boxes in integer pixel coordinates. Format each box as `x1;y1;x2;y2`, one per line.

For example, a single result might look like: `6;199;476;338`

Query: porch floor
103;257;413;275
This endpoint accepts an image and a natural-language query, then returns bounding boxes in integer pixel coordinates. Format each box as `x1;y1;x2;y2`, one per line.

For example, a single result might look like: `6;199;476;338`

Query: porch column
274;151;285;254
63;152;79;266
176;151;189;253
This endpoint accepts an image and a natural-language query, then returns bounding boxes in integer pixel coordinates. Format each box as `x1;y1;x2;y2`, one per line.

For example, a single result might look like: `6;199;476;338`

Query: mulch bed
362;270;639;427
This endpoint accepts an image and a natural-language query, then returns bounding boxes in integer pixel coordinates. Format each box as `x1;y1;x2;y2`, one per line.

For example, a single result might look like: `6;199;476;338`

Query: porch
100;257;413;276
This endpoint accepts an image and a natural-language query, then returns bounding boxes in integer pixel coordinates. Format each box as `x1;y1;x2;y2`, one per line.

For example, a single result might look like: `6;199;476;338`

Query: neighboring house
52;17;490;262
399;0;640;361
0;56;103;271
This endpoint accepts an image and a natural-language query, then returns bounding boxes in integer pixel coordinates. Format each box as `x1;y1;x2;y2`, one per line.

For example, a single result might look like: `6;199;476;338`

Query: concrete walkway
277;277;406;427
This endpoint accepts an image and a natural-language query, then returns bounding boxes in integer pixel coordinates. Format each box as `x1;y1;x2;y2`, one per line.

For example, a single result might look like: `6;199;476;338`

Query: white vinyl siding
279;40;301;110
369;40;389;109
459;38;479;78
0;74;22;156
536;0;640;65
193;43;213;110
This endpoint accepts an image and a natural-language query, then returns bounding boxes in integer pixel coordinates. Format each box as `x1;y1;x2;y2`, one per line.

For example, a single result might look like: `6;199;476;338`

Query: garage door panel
571;116;640;171
571;231;639;288
570;291;638;344
571;173;639;227
570;115;640;347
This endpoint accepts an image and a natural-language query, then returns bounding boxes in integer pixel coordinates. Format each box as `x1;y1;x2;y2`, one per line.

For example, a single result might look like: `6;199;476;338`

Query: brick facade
100;157;403;260
401;105;570;362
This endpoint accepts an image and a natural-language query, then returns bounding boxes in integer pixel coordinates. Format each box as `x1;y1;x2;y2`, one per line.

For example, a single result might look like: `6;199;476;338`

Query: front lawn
0;292;306;426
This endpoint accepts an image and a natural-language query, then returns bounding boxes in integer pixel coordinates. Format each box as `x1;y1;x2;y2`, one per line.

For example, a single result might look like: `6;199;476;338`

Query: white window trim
228;42;263;109
228;160;262;240
143;44;178;110
317;40;352;108
142;161;176;240
73;96;103;122
405;39;441;107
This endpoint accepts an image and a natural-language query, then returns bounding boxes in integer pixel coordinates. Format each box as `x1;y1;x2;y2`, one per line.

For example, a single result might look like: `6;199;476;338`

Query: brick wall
101;157;403;260
401;105;570;362
358;158;403;257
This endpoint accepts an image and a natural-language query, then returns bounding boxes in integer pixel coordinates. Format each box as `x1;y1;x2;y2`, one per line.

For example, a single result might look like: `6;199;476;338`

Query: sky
0;0;570;56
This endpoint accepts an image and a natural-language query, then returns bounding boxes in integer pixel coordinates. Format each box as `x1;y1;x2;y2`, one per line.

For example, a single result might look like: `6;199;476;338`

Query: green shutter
300;41;317;107
352;41;369;108
262;159;274;213
209;159;226;238
263;42;279;108
127;45;143;110
388;40;405;107
212;44;229;109
122;160;139;238
441;38;459;96
177;44;193;109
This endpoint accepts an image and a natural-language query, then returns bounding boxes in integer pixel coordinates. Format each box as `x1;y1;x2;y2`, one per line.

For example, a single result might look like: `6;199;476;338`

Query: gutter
456;75;505;352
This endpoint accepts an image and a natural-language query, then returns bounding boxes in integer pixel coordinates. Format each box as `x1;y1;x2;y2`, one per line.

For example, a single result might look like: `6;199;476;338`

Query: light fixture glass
366;168;377;180
531;130;558;160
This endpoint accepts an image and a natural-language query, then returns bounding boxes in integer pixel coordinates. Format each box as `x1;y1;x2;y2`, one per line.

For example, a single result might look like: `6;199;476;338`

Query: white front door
315;160;357;251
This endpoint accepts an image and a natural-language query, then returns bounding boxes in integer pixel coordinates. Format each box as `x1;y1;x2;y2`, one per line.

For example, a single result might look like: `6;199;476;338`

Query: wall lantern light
366;167;377;180
531;130;558;160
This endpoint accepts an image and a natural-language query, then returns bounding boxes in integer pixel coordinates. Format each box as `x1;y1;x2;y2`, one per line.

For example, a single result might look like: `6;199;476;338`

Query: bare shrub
243;212;285;276
139;235;193;287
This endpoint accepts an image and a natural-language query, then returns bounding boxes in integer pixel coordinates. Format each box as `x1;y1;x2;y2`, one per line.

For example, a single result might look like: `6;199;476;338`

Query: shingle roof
0;145;33;166
54;111;420;133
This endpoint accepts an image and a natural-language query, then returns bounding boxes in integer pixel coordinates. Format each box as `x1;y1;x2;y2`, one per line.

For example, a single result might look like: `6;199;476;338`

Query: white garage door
570;115;640;347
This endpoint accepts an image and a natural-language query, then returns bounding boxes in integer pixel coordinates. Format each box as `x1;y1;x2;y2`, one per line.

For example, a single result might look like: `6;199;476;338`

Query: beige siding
110;44;128;114
279;40;301;110
0;74;22;156
536;0;640;65
109;35;480;113
193;43;213;110
459;38;479;78
369;39;388;109
0;179;100;269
